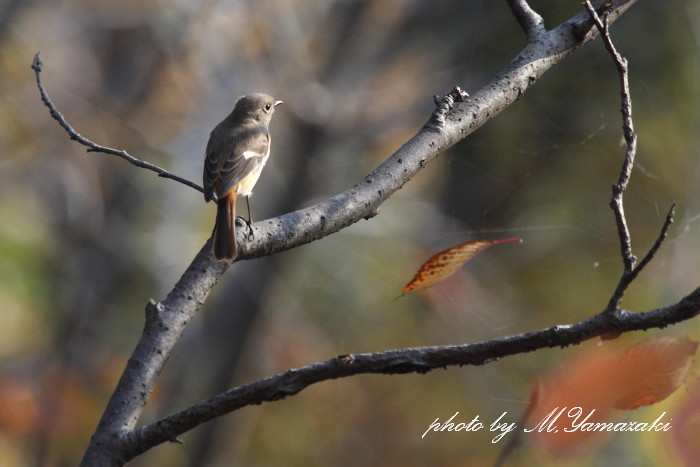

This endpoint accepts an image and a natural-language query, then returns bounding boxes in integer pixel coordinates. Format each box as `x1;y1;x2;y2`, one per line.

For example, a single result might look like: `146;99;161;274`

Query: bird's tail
213;192;236;260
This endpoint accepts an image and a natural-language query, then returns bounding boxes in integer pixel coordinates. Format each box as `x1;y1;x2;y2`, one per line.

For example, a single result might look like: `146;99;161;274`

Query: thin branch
127;285;700;457
584;2;675;312
634;203;676;274
505;0;546;40
584;2;637;271
605;204;677;313
31;53;205;194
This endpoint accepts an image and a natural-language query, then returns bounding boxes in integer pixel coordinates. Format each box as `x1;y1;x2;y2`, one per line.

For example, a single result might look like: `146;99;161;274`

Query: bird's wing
204;123;270;201
215;125;270;198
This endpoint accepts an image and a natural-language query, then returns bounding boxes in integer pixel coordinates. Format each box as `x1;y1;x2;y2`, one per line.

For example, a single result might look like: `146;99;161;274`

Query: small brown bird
203;93;282;260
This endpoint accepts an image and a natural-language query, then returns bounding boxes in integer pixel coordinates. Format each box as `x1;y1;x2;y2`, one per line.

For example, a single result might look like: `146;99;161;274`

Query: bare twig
505;0;546;40
583;2;676;312
585;2;637;269
634;203;676;274
31;52;205;194
606;204;676;313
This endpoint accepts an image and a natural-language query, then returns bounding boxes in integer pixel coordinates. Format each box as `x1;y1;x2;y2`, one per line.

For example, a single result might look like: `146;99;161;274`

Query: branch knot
430;86;469;130
145;299;165;318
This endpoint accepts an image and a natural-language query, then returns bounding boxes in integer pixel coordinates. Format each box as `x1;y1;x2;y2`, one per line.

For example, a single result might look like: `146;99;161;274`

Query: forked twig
31;52;204;194
583;2;676;312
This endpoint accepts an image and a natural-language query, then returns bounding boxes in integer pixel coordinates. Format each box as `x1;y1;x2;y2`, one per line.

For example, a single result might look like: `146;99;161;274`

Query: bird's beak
275;100;283;107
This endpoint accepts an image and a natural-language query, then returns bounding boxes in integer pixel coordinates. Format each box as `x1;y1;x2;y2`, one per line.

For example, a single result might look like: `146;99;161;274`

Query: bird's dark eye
264;104;272;112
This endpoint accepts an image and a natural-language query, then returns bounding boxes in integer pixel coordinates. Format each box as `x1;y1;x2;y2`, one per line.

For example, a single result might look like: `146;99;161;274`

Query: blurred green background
1;0;699;465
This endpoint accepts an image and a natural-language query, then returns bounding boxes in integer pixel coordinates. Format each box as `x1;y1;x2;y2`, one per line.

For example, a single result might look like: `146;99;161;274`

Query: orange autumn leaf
613;337;698;409
530;337;697;457
529;345;621;457
400;238;522;296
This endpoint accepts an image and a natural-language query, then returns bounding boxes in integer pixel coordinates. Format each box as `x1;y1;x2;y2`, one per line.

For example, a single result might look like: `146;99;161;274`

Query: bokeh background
1;0;699;465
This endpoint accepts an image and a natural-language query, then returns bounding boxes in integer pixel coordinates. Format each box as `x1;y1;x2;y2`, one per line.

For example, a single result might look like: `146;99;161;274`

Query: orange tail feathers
213;192;236;260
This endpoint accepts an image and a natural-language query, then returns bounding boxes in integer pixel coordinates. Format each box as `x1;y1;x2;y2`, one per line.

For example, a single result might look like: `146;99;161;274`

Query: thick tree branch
79;242;226;466
238;0;638;261
39;1;647;465
130;285;700;457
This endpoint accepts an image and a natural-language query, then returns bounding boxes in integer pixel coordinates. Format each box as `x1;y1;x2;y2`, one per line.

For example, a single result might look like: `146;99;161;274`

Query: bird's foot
235;216;254;240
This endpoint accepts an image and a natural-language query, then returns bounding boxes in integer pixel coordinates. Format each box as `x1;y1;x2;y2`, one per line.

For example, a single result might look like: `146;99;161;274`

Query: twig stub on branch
430;86;469;129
